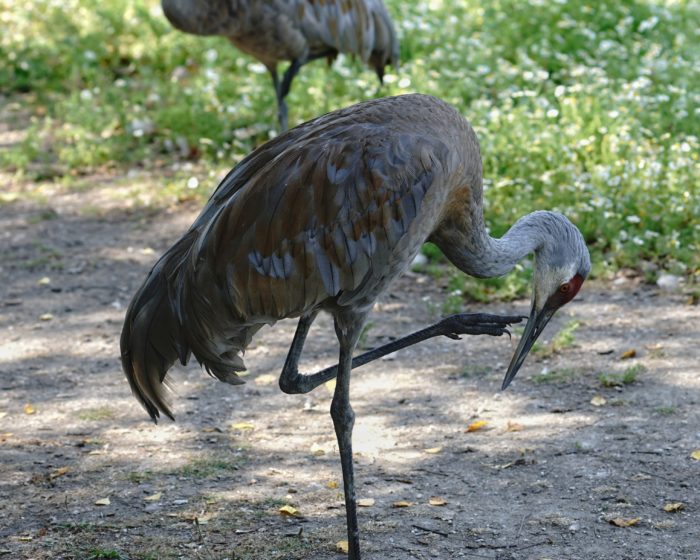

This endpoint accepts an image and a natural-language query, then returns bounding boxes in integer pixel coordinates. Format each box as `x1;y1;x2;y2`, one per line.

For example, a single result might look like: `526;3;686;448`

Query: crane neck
435;211;566;279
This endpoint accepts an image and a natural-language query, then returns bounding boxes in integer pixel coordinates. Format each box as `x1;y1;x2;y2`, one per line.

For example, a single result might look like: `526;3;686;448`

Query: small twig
412;524;449;537
514;513;529;541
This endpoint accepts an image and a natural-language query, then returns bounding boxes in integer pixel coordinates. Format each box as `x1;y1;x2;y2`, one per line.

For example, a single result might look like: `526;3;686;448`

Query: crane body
161;0;399;129
121;94;590;559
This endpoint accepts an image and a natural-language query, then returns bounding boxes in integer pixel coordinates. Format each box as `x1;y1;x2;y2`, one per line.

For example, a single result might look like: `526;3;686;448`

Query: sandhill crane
121;93;590;559
161;0;399;130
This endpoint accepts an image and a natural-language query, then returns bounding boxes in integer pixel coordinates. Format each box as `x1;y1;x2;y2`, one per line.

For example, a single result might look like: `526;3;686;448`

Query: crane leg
268;66;289;131
279;312;524;395
331;309;366;560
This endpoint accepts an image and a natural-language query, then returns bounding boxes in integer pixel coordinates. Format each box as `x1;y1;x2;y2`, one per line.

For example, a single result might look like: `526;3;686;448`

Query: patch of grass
175;456;241;479
77;406;116;421
87;549;126;560
459;364;493;378
599;364;645;387
530;367;578;385
655;406;677;416
125;470;154;483
533;320;580;358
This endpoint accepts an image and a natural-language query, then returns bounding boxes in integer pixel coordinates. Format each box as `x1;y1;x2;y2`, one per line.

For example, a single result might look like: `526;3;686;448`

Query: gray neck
437;211;568;279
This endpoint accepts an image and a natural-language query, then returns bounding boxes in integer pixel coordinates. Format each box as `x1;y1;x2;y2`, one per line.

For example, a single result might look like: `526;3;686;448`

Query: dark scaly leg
330;309;366;560
268;65;288;131
278;312;524;395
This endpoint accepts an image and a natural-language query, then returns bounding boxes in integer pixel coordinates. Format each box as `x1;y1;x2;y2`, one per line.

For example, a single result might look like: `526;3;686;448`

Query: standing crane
160;0;399;130
121;94;590;559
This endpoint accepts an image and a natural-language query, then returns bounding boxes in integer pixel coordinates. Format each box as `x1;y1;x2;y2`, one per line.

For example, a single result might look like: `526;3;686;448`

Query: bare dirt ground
1;166;699;560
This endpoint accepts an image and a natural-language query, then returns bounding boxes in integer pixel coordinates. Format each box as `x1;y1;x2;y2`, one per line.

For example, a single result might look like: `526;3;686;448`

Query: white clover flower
626;215;641;224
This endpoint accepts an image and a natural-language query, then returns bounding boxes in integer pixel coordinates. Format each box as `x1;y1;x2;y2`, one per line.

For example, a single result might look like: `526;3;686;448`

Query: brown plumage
161;0;399;129
121;94;590;559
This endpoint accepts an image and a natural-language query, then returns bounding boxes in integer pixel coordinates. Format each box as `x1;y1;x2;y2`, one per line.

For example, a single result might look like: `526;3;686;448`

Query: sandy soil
1;169;699;560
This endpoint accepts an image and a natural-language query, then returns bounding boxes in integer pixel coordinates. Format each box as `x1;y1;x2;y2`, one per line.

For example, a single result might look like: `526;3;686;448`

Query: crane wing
184;113;447;323
293;0;399;69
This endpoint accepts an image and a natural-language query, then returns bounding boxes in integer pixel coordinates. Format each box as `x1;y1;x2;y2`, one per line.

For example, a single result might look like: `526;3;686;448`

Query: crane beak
501;303;556;390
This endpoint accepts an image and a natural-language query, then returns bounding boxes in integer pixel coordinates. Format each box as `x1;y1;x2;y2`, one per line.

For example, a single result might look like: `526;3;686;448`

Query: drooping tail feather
120;234;197;422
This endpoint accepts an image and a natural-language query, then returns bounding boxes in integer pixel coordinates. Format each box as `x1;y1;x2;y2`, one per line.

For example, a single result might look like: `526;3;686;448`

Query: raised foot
436;313;525;340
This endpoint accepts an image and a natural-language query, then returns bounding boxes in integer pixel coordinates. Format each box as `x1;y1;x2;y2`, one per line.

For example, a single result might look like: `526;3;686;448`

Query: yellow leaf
357;498;375;507
325;379;336;393
95;497;111;506
278;505;299;517
690;450;700;461
254;374;277;386
310;443;327;456
39;313;54;321
37;276;51;285
23;404;36;415
196;513;213;524
231;422;255;431
506;420;524;432
621;349;636;359
590;395;607;407
630;473;651;481
465;420;488;432
663;502;684;513
392;501;413;508
144;492;162;502
429;497;447;506
336;540;349;554
424;446;443;454
49;467;69;480
326;480;338;489
0;412;7;419
609;517;640;527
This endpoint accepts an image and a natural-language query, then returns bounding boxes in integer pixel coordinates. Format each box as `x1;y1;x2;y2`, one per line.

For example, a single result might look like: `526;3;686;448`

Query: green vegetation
175;455;241;479
2;0;698;286
533;320;580;357
530;367;578;384
77;406;116;421
599;364;644;387
87;549;127;560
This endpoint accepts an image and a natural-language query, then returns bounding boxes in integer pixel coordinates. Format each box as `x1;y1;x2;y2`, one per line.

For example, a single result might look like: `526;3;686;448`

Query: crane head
501;219;591;389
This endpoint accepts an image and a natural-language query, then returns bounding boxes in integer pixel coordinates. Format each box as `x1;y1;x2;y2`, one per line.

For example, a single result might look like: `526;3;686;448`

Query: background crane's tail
120;234;195;422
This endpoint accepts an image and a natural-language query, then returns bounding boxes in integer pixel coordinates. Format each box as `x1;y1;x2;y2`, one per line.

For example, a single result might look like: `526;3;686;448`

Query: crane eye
559;283;571;294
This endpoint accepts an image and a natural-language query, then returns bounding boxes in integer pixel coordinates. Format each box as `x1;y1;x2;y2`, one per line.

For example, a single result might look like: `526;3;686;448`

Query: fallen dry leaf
326;480;338;489
465;420;488;432
325;379;336;393
424;446;443;454
621;349;636;359
336;540;349;554
392;501;413;508
0;412;7;420
690;450;700;461
506;420;524;432
23;404;36;415
144;492;162;502
254;373;277;386
663;502;684;512
357;498;375;507
94;497;111;506
196;513;213;524
429;497;448;506
630;473;652;481
310;443;327;456
278;505;299;517
608;517;641;527
590;395;607;407
49;467;69;480
37;276;51;286
230;422;255;431
39;313;54;321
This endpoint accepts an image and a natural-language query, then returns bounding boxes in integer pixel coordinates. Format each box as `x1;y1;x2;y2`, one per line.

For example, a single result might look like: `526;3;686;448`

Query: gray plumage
120;93;590;559
161;0;399;129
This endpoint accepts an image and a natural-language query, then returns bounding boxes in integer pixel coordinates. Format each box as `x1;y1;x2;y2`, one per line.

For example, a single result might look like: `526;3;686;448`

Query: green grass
2;0;699;283
175;455;241;479
77;406;116;421
533;320;580;357
599;364;645;387
530;367;578;384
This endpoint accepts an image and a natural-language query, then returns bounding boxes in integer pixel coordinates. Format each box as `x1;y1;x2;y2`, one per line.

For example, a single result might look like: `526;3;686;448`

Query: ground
1;168;699;560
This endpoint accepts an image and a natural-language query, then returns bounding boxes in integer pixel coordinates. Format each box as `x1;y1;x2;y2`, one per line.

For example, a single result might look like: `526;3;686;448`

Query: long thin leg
278;312;524;395
330;309;366;560
268;66;289;131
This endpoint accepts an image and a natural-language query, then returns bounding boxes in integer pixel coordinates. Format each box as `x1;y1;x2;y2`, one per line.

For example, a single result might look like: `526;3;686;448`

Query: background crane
120;93;590;559
160;0;399;130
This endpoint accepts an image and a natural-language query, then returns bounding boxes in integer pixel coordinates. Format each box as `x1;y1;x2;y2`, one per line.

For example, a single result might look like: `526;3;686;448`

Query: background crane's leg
268;66;288;131
331;309;367;560
278;312;523;395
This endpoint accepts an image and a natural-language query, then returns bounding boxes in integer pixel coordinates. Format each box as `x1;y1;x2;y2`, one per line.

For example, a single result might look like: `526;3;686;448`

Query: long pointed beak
501;304;556;390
